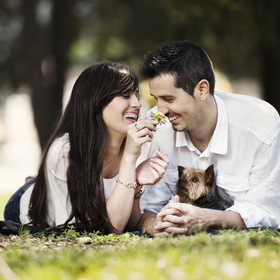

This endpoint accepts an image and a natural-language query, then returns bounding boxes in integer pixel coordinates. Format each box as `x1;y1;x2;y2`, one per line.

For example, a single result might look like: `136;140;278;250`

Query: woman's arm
106;120;156;233
106;154;141;233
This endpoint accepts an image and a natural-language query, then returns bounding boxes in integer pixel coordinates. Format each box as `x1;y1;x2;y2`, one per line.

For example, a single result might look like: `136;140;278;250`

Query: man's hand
140;196;246;237
154;195;246;236
154;195;207;236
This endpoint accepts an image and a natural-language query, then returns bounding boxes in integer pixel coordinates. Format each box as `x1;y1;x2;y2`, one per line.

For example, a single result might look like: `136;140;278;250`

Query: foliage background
0;3;280;278
0;0;279;150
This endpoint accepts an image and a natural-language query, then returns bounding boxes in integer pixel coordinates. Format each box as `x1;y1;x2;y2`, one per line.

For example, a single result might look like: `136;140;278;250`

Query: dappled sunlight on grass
0;229;280;279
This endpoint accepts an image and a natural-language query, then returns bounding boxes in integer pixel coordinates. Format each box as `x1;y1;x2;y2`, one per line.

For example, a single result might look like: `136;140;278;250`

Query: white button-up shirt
144;91;280;228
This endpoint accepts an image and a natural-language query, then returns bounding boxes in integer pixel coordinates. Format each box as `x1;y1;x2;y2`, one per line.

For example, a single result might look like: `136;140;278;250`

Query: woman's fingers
150;155;169;169
149;162;165;179
137;127;154;139
133;119;158;132
128;119;157;134
148;151;169;178
155;151;169;162
127;119;158;146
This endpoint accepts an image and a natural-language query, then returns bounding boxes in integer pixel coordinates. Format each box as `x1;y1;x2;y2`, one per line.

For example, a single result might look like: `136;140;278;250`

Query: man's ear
194;79;210;101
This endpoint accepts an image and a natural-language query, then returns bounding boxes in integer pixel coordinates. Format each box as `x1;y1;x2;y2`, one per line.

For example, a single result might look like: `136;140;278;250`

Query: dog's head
176;164;215;204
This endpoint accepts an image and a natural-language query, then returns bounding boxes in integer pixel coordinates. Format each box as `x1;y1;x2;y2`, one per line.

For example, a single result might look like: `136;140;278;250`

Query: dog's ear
205;164;215;187
178;166;185;178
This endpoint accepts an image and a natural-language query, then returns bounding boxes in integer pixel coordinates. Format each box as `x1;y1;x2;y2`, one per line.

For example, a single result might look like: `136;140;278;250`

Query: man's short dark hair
140;41;215;95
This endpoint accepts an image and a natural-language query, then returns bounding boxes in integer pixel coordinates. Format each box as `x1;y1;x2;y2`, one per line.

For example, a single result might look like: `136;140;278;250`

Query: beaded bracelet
116;177;137;189
134;185;145;200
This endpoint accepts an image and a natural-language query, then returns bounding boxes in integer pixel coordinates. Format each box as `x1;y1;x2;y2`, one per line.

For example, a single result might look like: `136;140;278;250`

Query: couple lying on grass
4;41;280;236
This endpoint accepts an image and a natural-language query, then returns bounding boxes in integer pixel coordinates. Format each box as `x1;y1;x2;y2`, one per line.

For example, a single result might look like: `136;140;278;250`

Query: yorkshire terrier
176;165;232;210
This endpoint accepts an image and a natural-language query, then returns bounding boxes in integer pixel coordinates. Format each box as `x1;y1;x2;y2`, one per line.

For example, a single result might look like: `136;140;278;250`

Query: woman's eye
190;177;198;183
122;94;130;99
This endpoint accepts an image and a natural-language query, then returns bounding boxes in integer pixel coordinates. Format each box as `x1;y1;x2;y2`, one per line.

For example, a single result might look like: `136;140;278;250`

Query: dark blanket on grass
0;220;279;237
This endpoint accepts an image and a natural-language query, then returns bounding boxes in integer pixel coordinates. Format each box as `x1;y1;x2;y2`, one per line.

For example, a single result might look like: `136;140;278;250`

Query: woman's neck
103;137;125;178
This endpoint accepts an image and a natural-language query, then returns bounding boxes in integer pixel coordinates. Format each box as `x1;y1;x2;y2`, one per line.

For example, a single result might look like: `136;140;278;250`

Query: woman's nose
131;95;142;109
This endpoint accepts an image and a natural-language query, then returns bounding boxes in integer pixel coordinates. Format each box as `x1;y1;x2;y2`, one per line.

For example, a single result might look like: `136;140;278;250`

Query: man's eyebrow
159;95;175;99
150;93;174;98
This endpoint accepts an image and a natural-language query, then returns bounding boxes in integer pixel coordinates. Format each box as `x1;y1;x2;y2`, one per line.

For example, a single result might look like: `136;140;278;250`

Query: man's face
149;74;204;133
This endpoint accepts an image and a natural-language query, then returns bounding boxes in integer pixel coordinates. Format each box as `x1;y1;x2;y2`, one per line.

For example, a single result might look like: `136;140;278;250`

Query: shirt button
198;157;208;169
251;125;257;132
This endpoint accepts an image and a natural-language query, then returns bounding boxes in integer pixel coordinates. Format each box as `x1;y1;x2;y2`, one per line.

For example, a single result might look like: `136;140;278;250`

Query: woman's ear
194;79;210;100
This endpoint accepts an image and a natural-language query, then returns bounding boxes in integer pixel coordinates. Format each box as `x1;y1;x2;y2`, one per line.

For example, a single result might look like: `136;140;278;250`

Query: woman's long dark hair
28;62;139;233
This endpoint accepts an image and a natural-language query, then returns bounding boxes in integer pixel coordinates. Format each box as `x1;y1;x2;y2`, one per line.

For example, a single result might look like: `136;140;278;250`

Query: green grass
0;196;279;279
1;228;280;280
0;193;12;220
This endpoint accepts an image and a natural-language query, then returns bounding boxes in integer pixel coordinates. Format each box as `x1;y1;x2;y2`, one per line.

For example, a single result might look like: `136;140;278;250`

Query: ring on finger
135;123;140;131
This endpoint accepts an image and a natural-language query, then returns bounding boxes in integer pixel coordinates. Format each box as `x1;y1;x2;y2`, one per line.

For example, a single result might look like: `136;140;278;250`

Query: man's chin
172;124;184;132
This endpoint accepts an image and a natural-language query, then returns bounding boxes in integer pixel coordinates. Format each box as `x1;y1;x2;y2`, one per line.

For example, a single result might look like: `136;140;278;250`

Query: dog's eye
190;177;198;183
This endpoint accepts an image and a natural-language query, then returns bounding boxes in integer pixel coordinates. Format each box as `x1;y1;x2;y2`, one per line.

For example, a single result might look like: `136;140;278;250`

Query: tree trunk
262;50;280;114
21;0;77;150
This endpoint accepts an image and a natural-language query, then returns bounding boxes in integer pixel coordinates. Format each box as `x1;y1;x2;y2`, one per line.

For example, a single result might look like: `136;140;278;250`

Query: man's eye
190;177;198;183
164;98;174;103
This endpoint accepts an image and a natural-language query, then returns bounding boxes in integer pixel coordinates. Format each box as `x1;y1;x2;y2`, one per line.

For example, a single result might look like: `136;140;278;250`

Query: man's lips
168;114;180;123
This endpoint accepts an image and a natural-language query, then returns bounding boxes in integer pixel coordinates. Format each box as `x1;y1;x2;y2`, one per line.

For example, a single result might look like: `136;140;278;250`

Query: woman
4;62;168;234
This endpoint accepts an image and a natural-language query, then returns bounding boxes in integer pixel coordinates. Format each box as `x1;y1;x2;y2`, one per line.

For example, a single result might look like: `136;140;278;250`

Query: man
138;41;280;236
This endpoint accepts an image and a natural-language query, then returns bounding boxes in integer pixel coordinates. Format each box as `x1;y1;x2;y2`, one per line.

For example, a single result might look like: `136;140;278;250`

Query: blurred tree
92;0;280;112
0;0;279;151
0;0;80;149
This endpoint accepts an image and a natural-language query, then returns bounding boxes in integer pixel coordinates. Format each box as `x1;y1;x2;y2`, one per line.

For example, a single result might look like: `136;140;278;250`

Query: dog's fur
176;165;232;210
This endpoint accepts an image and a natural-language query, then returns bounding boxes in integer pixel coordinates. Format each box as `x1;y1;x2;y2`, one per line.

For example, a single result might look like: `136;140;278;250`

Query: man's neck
189;96;218;153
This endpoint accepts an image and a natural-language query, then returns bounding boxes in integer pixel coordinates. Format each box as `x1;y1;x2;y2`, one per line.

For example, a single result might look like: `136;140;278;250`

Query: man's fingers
157;208;181;218
162;214;187;225
163;202;188;213
165;226;188;235
155;221;175;230
154;225;189;236
154;231;170;237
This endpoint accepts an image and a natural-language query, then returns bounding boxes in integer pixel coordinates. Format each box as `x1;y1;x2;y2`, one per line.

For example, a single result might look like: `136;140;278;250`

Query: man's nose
156;100;168;115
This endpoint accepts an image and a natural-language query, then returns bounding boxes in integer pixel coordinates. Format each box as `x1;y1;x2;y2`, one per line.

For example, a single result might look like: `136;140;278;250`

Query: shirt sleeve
227;135;280;228
144;176;174;214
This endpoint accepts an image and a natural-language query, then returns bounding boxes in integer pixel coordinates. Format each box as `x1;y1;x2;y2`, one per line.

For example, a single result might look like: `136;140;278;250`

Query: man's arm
230;140;280;228
137;210;157;235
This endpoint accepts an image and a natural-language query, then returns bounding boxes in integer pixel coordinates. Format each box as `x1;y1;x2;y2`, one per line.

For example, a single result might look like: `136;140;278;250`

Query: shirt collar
175;92;228;155
210;93;228;155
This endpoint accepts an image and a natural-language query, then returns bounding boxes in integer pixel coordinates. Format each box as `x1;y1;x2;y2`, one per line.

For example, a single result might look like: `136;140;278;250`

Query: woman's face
102;90;141;137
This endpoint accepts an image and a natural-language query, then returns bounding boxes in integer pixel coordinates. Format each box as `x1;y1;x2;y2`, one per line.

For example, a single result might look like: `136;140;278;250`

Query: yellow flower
150;111;167;125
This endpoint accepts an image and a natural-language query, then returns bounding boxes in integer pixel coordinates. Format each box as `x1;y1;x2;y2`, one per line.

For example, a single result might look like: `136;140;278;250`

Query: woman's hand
124;119;158;160
136;151;169;185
